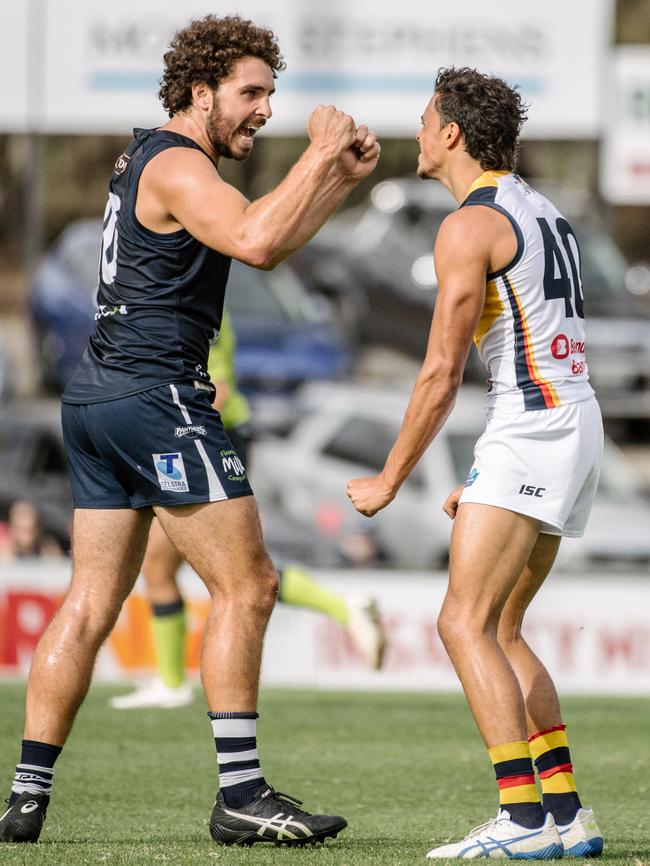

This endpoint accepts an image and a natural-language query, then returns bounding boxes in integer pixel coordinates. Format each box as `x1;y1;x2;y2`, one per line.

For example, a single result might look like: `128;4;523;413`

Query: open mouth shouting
237;121;264;147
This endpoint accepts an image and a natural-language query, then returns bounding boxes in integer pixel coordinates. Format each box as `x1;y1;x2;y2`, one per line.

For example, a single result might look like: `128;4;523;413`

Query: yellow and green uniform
208;310;251;432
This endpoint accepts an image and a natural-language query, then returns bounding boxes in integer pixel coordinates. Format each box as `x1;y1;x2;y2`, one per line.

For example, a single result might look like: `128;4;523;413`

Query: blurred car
299;177;650;424
0;401;71;552
31;220;99;391
252;382;650;570
0;400;339;566
0;322;14;399
226;260;352;396
30;219;352;396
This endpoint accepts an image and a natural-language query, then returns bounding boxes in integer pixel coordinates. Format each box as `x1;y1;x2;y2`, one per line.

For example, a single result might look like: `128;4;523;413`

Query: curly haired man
1;14;379;847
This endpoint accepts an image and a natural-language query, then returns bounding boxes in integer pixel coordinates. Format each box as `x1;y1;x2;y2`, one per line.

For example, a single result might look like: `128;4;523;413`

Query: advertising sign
1;0;613;137
601;46;650;204
2;564;650;695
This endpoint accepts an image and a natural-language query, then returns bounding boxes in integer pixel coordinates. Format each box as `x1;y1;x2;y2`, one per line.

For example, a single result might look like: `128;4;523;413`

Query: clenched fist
307;105;357;160
337;124;381;181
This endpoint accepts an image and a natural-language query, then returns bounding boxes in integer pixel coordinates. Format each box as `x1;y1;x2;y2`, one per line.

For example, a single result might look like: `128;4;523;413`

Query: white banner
0;4;29;131
2;563;650;695
601;46;650;204
2;0;613;137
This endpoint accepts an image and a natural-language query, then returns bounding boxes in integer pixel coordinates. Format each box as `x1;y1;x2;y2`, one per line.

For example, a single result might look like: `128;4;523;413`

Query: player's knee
250;558;279;610
259;563;279;610
223;557;278;615
438;600;490;649
437;606;463;650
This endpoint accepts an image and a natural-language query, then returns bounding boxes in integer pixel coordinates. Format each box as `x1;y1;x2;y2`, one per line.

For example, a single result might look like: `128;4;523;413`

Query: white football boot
345;596;387;670
108;677;194;709
557;807;603;858
426;811;563;859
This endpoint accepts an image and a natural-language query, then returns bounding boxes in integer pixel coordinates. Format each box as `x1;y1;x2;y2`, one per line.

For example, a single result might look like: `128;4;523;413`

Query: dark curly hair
434;67;528;171
159;15;285;117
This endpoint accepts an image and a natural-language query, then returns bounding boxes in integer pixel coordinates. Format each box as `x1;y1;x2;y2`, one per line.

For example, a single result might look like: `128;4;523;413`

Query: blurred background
1;0;649;692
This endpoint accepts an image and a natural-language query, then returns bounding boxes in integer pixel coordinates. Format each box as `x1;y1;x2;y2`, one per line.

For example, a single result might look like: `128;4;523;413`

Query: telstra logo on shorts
152;452;190;492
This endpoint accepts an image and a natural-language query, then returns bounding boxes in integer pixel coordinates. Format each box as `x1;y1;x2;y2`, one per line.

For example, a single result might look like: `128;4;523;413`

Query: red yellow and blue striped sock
488;740;545;829
529;724;582;825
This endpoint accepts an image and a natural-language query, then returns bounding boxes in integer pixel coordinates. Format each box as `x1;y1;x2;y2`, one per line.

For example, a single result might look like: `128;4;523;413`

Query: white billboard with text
2;564;649;695
601;46;650;204
2;0;613;137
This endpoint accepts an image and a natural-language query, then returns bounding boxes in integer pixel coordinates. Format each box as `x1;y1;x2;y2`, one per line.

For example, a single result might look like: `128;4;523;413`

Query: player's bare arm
347;204;514;517
138;106;377;268
273;123;380;263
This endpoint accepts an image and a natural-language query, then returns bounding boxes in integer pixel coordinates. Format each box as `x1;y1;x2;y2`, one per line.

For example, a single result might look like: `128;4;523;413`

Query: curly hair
159;15;285;117
434;67;528;171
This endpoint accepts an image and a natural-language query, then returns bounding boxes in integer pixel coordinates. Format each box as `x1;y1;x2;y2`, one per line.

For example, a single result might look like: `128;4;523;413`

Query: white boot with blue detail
426;810;563;860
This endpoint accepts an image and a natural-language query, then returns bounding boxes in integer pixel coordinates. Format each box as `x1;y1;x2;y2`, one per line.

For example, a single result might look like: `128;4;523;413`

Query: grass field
0;684;649;864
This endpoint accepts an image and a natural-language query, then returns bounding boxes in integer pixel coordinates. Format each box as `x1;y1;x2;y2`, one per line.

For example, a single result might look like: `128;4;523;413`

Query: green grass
0;685;649;864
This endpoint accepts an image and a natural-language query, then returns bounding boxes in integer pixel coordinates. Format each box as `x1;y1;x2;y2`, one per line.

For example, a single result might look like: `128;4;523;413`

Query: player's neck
443;161;487;205
162;113;221;165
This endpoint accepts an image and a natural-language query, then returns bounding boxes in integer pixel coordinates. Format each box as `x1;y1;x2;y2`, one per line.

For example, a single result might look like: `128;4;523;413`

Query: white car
252;383;650;570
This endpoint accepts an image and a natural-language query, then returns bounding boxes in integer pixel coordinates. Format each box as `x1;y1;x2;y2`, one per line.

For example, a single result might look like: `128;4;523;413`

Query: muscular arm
138;111;379;269
265;125;380;266
347;206;499;517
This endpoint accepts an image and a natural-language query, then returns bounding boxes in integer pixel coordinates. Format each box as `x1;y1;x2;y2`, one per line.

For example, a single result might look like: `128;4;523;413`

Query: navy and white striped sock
208;711;265;808
9;739;62;805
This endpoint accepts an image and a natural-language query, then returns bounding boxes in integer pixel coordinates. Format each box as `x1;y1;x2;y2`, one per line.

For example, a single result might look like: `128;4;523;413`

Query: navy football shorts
61;382;253;509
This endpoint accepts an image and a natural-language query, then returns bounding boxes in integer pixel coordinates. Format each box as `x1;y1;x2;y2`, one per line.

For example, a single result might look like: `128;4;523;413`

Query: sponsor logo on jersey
551;334;570;360
152;452;190;492
513;174;533;196
518;484;546;497
465;468;480;487
551;334;586;362
220;449;246;481
174;425;207;439
95;304;128;321
114;152;131;175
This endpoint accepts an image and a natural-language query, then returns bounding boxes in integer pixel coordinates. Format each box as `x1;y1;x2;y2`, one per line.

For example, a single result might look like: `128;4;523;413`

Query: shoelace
269;790;311;816
461;817;503;840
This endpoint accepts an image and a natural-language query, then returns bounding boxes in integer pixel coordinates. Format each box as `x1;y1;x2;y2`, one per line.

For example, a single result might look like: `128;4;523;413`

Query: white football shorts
458;396;603;537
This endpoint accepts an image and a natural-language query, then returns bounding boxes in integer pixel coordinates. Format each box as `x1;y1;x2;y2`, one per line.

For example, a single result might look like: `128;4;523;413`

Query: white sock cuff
211;717;257;739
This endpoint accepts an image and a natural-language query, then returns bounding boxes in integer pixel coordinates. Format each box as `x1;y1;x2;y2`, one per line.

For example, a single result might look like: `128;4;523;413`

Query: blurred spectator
338;521;388;568
0;499;65;560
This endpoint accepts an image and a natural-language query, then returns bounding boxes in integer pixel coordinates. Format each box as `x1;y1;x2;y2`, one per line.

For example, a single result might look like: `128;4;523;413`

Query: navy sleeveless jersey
62;128;231;404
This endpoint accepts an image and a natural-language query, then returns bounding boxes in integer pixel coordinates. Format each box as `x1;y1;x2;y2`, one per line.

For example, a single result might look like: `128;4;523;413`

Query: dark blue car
30;219;352;395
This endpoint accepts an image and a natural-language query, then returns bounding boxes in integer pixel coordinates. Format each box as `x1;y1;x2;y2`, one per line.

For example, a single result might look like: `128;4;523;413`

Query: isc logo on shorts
152;452;190;492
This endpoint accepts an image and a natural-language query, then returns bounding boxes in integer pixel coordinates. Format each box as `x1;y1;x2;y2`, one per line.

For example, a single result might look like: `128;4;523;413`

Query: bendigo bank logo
551;334;586;374
551;333;570;359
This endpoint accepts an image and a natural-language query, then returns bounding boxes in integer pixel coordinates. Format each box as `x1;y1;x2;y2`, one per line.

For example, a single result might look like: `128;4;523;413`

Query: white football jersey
464;171;594;412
